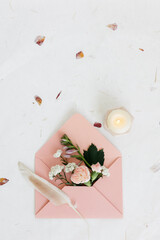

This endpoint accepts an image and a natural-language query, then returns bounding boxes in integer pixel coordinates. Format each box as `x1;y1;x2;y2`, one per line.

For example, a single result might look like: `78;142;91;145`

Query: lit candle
104;108;133;135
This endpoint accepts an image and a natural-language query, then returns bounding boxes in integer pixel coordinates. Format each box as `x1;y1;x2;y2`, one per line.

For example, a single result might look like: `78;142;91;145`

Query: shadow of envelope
35;114;123;218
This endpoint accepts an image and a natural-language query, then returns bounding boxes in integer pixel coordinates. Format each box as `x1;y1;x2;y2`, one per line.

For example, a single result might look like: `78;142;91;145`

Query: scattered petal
139;48;144;51
94;122;102;128
76;51;84;59
34;95;42;105
107;23;117;31
0;178;9;186
35;36;45;46
56;91;62;99
155;68;157;83
151;160;160;172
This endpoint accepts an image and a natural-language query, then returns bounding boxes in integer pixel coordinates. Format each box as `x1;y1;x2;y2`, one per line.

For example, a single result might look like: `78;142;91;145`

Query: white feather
18;162;81;216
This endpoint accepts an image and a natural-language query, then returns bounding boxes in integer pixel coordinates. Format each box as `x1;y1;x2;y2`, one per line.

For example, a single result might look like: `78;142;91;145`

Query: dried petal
0;178;9;186
151;160;160;172
35;36;45;46
93;122;102;128
139;48;144;51
76;51;84;59
107;23;118;31
155;68;157;83
56;91;62;99
34;95;42;105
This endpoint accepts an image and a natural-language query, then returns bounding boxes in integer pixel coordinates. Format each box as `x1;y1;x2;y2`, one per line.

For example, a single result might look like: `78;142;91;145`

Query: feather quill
18;162;81;216
18;162;90;239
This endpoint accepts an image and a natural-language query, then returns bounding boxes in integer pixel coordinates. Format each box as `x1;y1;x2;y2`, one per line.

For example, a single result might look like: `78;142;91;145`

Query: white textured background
1;0;160;239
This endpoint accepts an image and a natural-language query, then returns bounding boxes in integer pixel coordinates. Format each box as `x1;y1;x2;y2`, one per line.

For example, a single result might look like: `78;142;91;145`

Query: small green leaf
76;144;80;152
96;149;105;166
84;181;92;187
72;155;82;160
66;145;76;149
91;172;99;182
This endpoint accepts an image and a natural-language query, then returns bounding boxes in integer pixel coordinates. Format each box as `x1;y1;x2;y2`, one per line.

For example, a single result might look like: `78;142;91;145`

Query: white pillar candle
104;108;133;135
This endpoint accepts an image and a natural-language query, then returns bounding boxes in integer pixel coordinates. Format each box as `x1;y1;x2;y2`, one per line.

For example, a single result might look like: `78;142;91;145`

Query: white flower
101;166;110;177
91;162;102;173
49;165;64;179
65;162;77;173
53;149;62;158
49;171;54;180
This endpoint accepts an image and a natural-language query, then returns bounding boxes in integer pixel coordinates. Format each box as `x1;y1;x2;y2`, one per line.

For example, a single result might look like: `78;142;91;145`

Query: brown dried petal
35;36;45;46
107;23;118;31
139;48;144;51
0;178;9;185
76;51;84;59
94;122;102;128
34;95;42;105
56;91;62;99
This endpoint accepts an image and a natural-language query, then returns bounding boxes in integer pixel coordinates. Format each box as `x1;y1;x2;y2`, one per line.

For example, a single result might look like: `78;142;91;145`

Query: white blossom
49;171;54;180
49;165;64;179
65;162;77;173
53;149;62;158
101;166;110;177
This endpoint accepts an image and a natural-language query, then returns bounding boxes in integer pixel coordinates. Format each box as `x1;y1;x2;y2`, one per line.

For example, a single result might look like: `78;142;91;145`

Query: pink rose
71;166;90;184
91;162;102;173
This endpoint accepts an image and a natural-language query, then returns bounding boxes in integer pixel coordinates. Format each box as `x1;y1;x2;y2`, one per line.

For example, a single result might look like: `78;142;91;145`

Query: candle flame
116;119;121;124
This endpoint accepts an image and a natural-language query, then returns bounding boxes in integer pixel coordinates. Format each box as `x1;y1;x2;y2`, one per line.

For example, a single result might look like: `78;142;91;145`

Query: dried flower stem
56;173;73;186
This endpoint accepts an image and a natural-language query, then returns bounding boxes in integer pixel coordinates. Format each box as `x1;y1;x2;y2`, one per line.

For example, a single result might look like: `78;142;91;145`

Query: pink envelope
35;114;123;218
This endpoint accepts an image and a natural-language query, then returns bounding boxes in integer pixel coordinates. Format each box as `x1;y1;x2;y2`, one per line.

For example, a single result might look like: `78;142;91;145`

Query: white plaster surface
0;0;160;239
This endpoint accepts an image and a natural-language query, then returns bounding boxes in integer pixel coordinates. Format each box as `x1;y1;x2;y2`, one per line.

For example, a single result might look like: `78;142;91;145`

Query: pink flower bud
66;149;77;154
63;155;71;158
63;146;68;150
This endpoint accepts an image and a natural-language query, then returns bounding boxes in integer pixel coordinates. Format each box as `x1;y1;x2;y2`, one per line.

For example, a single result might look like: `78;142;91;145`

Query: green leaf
84;181;92;187
83;144;104;166
96;149;105;166
72;155;83;160
66;145;76;149
91;171;99;182
76;144;80;152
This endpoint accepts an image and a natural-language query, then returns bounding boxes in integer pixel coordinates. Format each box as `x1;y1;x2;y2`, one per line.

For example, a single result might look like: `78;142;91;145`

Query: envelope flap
35;157;64;214
94;157;123;214
36;186;122;218
35;114;121;168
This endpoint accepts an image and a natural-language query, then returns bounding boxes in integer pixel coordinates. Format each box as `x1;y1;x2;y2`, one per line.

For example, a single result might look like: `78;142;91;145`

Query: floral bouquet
49;134;110;187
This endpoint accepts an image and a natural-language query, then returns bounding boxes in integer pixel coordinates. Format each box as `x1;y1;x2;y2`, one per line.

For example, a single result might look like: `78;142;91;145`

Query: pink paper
35;113;123;218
